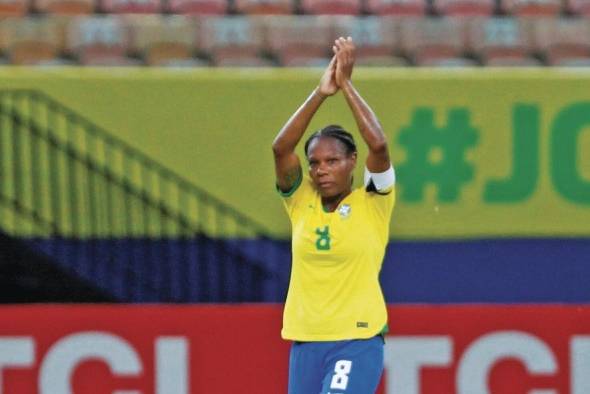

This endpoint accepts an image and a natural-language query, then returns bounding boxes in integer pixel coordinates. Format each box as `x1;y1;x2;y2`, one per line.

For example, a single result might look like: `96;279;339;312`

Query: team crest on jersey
338;204;351;219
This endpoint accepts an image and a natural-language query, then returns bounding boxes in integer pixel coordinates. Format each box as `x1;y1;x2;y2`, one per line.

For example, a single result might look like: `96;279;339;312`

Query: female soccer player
272;37;396;394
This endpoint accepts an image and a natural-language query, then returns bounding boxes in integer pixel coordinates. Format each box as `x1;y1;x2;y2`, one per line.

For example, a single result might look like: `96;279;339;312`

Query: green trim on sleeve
276;171;303;197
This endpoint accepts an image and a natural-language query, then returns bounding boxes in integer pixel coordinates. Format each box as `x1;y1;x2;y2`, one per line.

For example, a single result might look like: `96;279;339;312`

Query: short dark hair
304;125;357;157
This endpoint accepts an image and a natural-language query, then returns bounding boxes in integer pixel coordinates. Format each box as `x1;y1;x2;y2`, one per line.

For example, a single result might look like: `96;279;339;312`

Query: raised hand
317;55;339;97
333;37;355;88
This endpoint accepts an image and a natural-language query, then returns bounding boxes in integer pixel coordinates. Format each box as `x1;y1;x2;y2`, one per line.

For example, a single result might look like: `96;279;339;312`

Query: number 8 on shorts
330;360;352;390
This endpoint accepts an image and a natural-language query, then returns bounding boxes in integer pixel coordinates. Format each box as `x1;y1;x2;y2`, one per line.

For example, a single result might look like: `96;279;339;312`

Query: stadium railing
0;89;289;302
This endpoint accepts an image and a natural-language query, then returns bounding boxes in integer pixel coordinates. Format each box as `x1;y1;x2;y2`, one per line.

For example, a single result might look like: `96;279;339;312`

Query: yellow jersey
278;173;395;341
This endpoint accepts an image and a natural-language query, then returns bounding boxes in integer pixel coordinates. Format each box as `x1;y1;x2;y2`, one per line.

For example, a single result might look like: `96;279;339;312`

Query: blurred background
0;0;589;393
0;0;589;66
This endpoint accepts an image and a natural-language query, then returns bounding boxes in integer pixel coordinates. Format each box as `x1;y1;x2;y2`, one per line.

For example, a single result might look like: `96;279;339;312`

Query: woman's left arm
334;37;391;173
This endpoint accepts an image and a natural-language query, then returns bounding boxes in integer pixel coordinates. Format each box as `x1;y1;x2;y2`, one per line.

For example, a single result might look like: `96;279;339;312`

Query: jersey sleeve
364;166;396;230
365;185;396;228
276;172;314;219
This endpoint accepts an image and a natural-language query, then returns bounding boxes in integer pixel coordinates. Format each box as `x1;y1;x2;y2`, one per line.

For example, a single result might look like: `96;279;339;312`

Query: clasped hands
318;37;356;98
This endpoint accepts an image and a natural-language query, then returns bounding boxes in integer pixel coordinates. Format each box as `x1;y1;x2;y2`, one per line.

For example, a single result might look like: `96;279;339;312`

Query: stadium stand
36;0;94;14
365;0;427;16
0;0;28;16
128;15;205;66
0;0;586;66
234;0;293;14
66;15;139;65
434;0;496;15
101;0;162;14
467;16;541;66
332;16;407;65
300;0;363;15
400;16;475;66
265;15;333;66
3;17;65;65
200;16;272;66
501;0;563;16
165;0;228;14
567;0;590;14
531;16;590;65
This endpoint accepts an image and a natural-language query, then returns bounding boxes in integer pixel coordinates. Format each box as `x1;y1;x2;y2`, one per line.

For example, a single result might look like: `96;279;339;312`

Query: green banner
0;68;588;239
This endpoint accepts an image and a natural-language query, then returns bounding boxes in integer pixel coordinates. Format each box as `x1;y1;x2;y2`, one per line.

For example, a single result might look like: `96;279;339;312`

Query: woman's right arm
272;56;338;193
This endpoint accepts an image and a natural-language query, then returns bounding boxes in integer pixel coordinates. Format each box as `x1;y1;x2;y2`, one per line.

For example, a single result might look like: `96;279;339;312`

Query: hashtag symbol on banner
397;108;479;202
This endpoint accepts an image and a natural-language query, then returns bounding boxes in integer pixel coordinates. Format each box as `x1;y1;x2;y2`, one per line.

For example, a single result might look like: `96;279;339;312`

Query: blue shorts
288;335;384;394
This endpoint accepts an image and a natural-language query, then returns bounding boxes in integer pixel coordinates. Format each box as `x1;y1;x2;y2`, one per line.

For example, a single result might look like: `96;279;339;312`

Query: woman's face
307;137;357;198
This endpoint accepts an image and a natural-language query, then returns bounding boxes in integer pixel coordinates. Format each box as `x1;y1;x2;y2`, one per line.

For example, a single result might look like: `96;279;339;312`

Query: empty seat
101;0;161;13
434;0;495;15
552;58;590;66
265;15;333;66
36;0;94;14
166;0;227;14
531;17;590;65
300;0;362;15
3;17;65;65
566;0;590;15
486;56;542;65
501;0;562;16
366;0;426;15
200;16;272;66
234;0;293;14
128;15;205;66
333;16;406;66
66;16;137;65
467;17;534;65
400;17;469;66
213;55;274;66
0;0;28;17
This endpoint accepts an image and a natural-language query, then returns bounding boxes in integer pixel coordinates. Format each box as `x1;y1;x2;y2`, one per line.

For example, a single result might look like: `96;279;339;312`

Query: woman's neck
321;188;352;212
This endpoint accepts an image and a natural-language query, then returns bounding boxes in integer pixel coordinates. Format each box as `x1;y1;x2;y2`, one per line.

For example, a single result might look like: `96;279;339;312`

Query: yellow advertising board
0;68;588;239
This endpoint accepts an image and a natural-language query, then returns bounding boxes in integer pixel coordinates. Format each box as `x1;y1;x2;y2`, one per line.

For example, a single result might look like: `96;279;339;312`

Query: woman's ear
350;151;358;167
